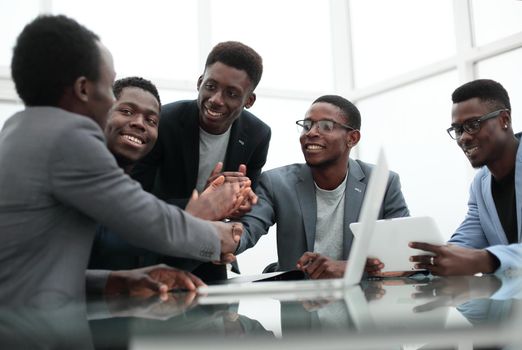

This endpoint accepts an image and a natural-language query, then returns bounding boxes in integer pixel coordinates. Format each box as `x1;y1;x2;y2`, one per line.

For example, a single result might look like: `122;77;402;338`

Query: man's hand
205;163;258;219
409;242;500;276
205;163;250;188
296;252;346;279
186;176;241;220
296;252;385;279
210;221;243;264
105;264;206;299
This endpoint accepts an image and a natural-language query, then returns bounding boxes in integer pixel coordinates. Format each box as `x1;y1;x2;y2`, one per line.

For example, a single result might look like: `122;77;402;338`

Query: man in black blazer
132;41;271;281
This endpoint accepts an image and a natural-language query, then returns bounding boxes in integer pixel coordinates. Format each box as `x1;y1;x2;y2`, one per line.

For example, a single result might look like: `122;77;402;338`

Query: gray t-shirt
196;127;231;192
314;174;348;260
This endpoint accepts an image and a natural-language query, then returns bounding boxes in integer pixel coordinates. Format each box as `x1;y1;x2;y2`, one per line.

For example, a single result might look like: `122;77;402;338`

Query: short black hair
313;95;361;130
205;41;263;90
11;15;101;106
113;77;161;109
452;79;511;111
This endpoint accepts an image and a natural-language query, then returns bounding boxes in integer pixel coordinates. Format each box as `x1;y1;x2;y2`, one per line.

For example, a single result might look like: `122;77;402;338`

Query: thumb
238;164;247;175
139;275;166;295
210;175;225;188
210;162;223;178
190;189;199;200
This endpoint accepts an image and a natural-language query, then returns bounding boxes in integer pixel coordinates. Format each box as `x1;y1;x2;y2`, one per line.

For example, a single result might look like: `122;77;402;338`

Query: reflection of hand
300;298;336;311
210;221;243;264
106;291;198;320
409;242;499;276
105;264;205;298
362;281;386;301
296;252;346;279
411;276;501;313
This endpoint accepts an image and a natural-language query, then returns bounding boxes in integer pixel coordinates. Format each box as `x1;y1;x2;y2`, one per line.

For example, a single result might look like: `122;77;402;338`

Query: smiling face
196;61;256;135
452;97;510;169
299;102;359;169
104;87;160;169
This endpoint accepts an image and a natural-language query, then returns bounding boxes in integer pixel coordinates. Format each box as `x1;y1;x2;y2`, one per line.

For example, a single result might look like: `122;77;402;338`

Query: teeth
207;109;224;117
464;146;478;156
123;134;143;145
307;144;323;150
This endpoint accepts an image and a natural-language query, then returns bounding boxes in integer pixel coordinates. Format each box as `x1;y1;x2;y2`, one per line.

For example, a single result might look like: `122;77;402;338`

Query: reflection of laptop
344;281;449;332
350;216;445;274
197;149;390;295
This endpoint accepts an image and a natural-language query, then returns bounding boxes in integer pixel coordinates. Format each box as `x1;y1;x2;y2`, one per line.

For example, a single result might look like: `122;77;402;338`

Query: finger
188;273;206;288
409;242;440;253
304;256;326;276
309;262;328;279
220;253;236;263
210;162;223;178
296;252;317;269
209;175;225;189
137;275;164;296
238;164;247;175
409;254;433;263
231;223;243;242
174;272;197;291
190;189;199;201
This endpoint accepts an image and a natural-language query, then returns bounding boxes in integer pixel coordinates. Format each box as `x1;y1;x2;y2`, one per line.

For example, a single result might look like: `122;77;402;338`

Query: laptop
350;216;445;275
197;148;390;295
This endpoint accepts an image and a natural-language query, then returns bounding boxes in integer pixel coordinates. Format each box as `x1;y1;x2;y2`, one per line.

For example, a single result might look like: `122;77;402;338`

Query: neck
310;160;349;190
115;156;135;174
488;136;519;180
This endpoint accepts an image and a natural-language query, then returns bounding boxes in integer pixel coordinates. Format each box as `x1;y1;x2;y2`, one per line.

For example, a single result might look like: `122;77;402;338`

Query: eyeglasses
446;109;508;140
295;119;355;134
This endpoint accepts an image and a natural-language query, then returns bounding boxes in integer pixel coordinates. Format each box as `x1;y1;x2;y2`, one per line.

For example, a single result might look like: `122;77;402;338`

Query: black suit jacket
131;100;271;280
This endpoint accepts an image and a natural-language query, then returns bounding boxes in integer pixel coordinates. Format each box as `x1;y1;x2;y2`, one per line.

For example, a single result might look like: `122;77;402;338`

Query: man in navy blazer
411;79;522;275
237;95;410;279
132;42;271;281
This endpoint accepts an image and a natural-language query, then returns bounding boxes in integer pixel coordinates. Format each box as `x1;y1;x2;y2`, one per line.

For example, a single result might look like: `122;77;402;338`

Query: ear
196;75;203;91
500;110;511;129
346;129;361;148
73;76;89;102
244;93;256;109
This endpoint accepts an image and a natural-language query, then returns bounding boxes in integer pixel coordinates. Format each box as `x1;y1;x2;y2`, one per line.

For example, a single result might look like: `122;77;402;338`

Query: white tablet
349;216;445;274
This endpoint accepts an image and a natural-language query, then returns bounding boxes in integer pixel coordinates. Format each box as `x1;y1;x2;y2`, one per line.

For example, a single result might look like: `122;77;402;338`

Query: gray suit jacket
0;107;220;305
238;159;410;271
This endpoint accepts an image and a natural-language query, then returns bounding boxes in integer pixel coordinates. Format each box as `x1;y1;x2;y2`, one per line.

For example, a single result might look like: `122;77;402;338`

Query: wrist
105;271;127;296
476;249;500;274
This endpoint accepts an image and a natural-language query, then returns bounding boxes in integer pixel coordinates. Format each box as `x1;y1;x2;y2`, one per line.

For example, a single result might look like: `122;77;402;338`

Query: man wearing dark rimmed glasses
411;79;522;275
236;95;410;279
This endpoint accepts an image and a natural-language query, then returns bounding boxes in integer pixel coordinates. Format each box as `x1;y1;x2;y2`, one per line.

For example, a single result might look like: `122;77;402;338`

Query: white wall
1;0;521;275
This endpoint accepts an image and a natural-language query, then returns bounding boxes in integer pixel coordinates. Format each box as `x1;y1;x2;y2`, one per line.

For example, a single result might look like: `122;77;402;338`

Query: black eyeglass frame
446;109;509;140
295;119;356;134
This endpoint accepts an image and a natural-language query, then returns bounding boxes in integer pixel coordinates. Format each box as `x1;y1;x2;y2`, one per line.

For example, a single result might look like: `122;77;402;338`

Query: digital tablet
349;216;445;274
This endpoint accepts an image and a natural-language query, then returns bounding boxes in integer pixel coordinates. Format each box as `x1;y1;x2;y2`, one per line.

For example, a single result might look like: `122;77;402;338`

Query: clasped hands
186;163;257;265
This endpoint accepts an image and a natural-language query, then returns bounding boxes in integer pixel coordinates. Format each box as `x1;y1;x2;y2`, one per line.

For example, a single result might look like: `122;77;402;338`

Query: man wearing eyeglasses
235;95;410;279
410;79;522;275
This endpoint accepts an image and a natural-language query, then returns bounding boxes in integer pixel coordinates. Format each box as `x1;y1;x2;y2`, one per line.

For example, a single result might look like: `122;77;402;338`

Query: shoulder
160;100;197;120
352;158;401;182
238;109;271;133
260;163;307;183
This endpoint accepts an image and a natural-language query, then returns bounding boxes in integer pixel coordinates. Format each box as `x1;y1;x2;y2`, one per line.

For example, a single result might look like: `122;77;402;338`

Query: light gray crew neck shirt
196;127;231;192
314;173;348;260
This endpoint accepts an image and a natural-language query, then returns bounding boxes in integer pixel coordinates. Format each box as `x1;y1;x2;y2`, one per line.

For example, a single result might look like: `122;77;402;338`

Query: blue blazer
449;136;522;274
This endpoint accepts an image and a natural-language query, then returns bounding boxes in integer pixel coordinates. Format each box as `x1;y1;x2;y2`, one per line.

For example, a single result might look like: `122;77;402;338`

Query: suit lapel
224;113;247;171
181;104;200;190
515;142;522;243
343;159;366;258
295;166;317;252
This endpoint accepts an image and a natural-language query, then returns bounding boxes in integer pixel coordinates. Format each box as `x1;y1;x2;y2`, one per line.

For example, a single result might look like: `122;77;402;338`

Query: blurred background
1;0;521;275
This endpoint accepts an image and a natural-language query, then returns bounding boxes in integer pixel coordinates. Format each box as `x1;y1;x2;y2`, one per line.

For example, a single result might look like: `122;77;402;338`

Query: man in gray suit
0;15;242;305
237;95;410;279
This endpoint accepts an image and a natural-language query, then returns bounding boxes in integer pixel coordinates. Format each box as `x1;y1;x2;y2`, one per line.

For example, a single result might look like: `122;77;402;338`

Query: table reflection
0;273;520;349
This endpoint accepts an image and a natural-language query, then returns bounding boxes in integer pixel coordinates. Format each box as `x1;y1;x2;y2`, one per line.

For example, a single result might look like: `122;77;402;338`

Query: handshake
185;162;257;264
